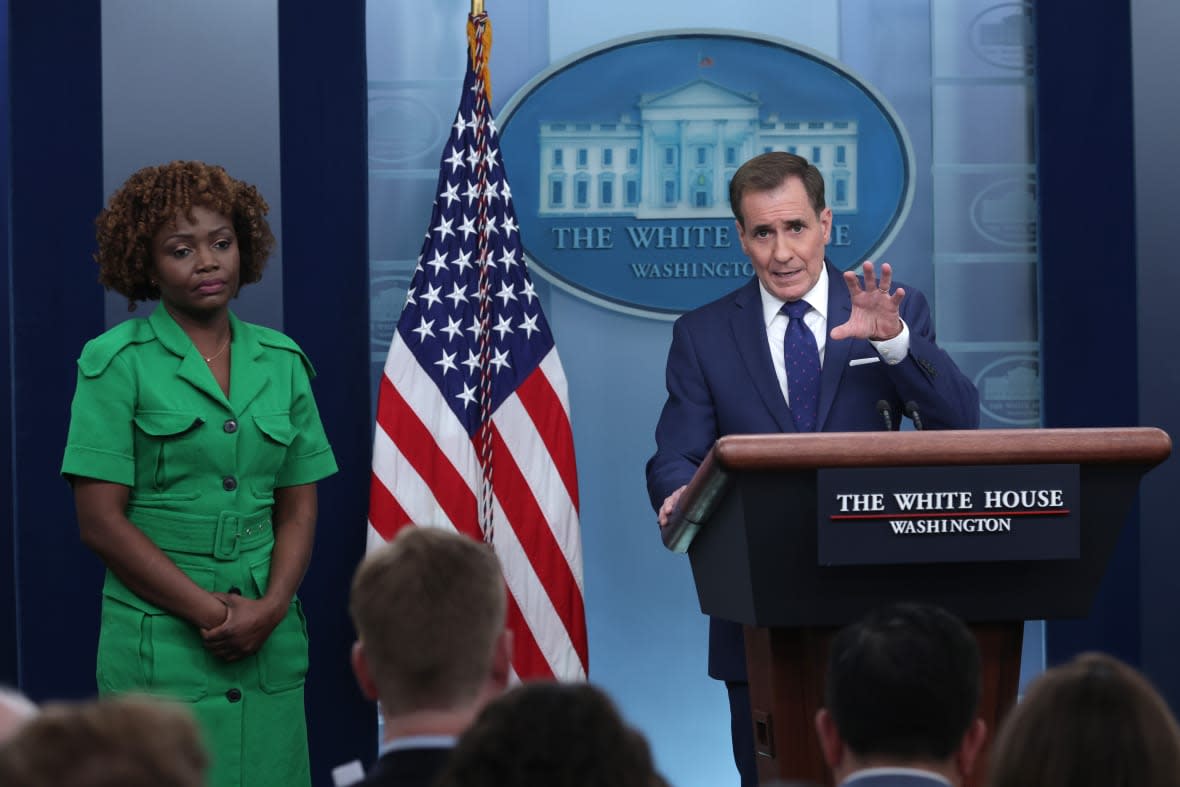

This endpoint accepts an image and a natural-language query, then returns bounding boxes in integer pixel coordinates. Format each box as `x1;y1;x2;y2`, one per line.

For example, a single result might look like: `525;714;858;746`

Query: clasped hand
829;261;904;342
200;593;284;662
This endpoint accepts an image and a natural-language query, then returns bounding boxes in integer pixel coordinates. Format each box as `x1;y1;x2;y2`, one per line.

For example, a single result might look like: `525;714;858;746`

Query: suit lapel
818;261;852;430
730;278;795;433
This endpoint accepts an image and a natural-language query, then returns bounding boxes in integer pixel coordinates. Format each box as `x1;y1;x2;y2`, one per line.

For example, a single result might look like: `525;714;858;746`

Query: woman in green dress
62;161;337;787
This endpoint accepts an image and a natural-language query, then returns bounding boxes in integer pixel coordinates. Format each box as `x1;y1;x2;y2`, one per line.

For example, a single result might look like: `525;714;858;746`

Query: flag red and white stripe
367;12;588;681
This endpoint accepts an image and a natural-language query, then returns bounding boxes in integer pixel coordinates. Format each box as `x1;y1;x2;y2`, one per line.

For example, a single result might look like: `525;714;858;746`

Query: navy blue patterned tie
783;300;820;432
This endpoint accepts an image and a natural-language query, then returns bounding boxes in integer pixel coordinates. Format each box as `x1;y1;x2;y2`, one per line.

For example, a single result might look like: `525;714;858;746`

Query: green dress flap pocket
133;411;204;438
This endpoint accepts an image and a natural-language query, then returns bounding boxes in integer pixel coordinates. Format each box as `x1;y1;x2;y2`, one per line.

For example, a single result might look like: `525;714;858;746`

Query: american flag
367;13;588;681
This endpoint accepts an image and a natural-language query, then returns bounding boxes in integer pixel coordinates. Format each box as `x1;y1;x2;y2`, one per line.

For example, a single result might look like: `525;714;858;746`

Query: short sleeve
61;353;136;485
274;354;338;488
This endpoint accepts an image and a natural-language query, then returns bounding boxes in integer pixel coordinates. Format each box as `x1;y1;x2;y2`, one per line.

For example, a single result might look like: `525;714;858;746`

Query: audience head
0;695;206;787
987;651;1180;787
349;525;511;723
816;602;985;785
0;688;37;742
434;681;668;787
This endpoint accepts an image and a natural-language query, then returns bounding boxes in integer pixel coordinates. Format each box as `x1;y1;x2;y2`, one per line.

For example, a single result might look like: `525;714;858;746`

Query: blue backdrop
4;1;1178;786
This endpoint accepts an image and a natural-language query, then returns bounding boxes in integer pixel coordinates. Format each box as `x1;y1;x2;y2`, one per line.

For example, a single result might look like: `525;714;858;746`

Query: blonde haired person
349;525;512;787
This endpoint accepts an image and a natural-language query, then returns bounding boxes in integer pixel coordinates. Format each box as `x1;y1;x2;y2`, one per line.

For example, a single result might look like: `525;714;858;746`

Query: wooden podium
662;427;1171;787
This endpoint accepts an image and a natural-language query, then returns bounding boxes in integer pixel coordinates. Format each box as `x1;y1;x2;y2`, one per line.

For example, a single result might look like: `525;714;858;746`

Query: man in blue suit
815;603;987;787
646;152;979;785
347;526;512;787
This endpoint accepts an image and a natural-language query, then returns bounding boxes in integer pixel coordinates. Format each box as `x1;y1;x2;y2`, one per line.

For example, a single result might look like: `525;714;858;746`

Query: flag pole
472;0;484;14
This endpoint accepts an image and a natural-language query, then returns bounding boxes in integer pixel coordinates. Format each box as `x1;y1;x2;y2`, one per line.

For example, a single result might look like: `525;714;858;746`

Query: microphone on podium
876;399;894;431
904;401;925;431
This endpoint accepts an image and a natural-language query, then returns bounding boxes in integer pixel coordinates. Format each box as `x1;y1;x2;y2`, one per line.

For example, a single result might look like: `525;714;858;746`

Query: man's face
736;176;832;303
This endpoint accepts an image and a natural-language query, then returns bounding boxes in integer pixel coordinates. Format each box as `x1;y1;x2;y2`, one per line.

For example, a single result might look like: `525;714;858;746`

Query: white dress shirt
759;265;910;408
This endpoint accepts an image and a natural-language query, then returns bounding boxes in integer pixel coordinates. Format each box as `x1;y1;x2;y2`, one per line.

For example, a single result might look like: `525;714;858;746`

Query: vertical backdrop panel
279;0;376;781
1131;0;1180;711
1;0;16;688
1035;0;1142;669
8;0;106;700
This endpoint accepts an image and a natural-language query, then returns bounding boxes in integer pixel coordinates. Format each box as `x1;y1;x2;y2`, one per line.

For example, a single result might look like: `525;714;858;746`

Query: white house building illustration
537;79;859;218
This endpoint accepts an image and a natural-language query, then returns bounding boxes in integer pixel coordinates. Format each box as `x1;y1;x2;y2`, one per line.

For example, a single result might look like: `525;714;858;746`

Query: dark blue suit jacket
359;746;452;787
646;265;979;680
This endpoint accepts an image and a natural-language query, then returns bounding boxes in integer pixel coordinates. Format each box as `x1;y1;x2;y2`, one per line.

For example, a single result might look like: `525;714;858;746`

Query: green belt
126;507;273;560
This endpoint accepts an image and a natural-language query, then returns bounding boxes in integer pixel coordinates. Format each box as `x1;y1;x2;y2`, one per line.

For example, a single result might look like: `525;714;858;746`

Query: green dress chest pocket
249;413;299;492
132;411;205;497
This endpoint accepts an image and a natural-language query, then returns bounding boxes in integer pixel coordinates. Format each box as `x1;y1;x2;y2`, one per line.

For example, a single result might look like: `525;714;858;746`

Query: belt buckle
214;512;241;560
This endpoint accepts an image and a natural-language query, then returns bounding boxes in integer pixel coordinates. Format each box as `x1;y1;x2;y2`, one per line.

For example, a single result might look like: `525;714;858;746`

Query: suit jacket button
226;688;242;703
222;476;238;491
224;419;238;433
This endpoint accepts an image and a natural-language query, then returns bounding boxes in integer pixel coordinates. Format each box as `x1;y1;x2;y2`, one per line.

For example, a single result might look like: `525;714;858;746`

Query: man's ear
819;206;833;244
814;708;844;770
351;640;380;702
735;219;749;255
488;628;513;692
955;718;988;782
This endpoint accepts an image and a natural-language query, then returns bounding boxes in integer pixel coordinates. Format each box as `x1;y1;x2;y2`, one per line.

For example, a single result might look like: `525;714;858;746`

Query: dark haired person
61;161;337;787
434;681;669;787
987;652;1180;787
646;151;979;785
815;603;987;787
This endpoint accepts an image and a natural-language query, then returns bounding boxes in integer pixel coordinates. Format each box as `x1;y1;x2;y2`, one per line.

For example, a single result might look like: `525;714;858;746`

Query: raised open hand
829;261;905;341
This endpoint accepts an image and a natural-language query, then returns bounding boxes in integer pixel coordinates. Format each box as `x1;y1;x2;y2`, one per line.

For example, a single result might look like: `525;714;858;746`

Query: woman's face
151;205;240;319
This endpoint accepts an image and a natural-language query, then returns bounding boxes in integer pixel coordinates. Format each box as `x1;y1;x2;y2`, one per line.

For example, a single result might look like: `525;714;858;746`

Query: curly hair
94;160;275;310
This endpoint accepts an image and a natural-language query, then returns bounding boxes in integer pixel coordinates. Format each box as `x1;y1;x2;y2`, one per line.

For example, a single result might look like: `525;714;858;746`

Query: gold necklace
203;335;231;364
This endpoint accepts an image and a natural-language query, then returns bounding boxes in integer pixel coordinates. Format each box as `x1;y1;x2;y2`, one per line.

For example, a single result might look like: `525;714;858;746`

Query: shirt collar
759;263;829;329
378;734;457;757
841;766;953;787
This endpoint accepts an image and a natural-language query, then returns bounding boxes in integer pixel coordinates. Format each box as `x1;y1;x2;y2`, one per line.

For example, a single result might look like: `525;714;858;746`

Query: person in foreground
434;681;669;787
815;603;987;787
986;651;1180;787
645;151;980;785
0;688;37;742
348;525;513;787
0;695;207;787
61;161;338;787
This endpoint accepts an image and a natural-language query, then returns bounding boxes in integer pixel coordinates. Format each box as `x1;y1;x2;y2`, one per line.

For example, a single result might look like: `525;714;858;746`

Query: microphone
876;400;894;431
904;401;924;431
